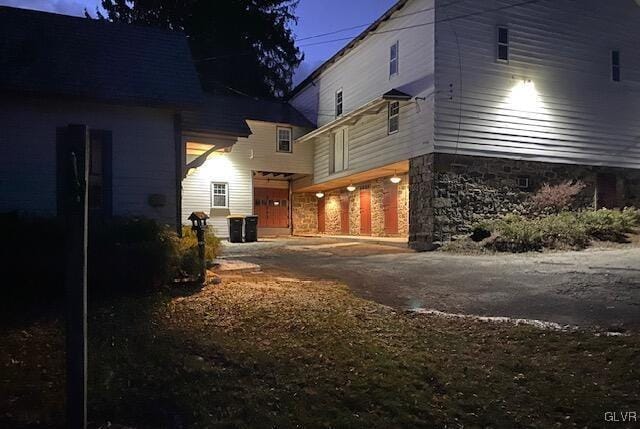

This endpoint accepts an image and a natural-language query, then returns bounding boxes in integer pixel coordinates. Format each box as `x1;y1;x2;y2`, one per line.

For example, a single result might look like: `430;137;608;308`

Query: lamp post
188;211;209;285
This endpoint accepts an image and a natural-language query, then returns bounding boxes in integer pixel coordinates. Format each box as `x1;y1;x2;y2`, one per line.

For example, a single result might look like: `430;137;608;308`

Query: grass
1;273;639;428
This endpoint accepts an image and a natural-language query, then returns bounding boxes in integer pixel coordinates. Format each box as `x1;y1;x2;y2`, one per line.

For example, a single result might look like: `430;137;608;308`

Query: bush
177;226;221;276
530;180;586;213
1;214;222;311
579;208;640;242
472;208;639;253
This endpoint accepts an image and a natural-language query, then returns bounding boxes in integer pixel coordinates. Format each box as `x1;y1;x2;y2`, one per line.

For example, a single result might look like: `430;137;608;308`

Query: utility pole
60;124;89;429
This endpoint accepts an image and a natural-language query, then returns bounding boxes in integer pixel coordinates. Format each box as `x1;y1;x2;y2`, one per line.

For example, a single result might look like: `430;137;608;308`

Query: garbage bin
227;215;244;243
244;215;258;242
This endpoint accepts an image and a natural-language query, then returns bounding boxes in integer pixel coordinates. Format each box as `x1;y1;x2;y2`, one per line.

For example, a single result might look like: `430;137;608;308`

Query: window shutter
100;131;113;218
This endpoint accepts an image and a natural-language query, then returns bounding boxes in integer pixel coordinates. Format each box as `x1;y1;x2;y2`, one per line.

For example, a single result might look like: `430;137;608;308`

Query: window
211;182;228;208
612;50;621;82
388;101;400;134
330;127;349;173
277;127;293;153
517;176;530;190
335;88;343;117
390;41;399;77
497;26;509;62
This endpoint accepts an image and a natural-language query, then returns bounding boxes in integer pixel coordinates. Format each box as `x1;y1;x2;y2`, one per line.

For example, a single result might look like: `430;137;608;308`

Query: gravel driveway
221;237;640;330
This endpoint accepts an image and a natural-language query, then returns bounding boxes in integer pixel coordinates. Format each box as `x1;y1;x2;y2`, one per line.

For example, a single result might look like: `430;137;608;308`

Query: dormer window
335;88;343;117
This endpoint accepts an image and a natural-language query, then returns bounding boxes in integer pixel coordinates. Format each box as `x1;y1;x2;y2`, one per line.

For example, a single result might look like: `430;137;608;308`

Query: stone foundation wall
408;154;435;250
409;153;640;248
349;190;360;235
398;181;409;236
325;191;342;234
292;193;317;235
370;179;385;237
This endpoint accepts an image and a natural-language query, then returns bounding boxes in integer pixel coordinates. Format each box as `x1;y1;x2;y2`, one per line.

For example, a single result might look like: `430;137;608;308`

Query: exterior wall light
347;184;356;192
390;174;402;184
315;192;325;198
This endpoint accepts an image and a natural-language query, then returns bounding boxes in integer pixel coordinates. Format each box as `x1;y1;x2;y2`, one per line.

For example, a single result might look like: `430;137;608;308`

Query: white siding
181;121;313;236
0;97;177;224
433;0;640;169
290;0;436;184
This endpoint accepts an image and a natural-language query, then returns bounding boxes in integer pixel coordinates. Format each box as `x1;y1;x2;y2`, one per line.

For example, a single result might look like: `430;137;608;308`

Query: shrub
472;208;639;253
530;180;586;213
177;226;221;276
578;208;640;242
1;214;223;312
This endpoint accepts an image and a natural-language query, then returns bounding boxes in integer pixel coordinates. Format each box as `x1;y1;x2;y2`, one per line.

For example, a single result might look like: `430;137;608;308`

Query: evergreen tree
90;0;303;98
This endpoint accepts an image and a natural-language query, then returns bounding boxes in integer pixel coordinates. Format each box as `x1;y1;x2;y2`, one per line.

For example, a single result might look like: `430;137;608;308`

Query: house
0;6;203;229
180;94;315;237
288;0;640;249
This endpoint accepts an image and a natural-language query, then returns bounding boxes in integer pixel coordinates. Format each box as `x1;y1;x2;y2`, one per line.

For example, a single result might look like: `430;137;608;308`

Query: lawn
1;272;639;428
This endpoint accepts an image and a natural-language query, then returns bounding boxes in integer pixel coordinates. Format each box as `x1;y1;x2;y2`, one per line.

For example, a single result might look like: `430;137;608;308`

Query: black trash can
227;215;244;243
244;215;258;242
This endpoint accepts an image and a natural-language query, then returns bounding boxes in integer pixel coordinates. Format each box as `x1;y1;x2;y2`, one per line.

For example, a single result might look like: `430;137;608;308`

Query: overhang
296;89;412;143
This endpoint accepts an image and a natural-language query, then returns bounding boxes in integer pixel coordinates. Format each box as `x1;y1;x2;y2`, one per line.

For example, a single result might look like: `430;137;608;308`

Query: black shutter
56;127;68;217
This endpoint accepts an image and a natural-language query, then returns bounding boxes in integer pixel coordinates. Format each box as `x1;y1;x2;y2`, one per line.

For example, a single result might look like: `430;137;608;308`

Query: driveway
221;237;640;330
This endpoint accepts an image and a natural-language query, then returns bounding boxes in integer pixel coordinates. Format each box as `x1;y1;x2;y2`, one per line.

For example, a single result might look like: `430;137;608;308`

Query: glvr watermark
605;411;637;423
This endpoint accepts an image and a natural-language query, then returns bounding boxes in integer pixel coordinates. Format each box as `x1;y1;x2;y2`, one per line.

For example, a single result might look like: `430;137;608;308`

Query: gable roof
289;0;409;98
182;94;316;137
0;6;203;108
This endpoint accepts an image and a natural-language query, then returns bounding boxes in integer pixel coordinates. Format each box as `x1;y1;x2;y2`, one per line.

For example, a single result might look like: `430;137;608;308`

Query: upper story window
497;26;509;62
390;41;399;77
612;50;621;82
211;182;229;208
277;127;293;153
335;88;343;118
388;101;400;134
330;127;349;174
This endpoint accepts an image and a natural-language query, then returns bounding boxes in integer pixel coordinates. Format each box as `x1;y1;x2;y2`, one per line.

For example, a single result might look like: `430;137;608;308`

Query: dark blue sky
0;0;395;84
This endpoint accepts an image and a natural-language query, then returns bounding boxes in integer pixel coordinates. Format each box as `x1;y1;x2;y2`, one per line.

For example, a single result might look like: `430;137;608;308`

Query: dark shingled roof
182;94;316;137
0;6;203;108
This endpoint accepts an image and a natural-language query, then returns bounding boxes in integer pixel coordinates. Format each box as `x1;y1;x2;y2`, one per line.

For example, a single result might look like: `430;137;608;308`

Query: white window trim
390;41;399;78
335;88;343;118
276;126;293;153
211;182;229;209
496;25;509;63
388;101;400;135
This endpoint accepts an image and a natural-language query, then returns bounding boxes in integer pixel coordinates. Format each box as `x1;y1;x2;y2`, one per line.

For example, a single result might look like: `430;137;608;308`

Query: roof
0;6;204;108
182;94;316;137
289;0;410;97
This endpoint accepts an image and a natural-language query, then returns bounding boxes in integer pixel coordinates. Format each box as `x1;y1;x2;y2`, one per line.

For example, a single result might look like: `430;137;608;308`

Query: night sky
0;0;396;84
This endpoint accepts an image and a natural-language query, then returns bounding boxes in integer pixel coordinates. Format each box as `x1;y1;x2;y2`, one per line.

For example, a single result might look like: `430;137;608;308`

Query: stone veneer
292;174;409;237
291;193;317;235
409;153;640;250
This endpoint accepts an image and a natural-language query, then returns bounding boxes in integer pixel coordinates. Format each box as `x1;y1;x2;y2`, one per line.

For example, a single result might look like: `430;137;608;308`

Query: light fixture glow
315;192;325;198
508;79;541;113
347;184;356;192
390;172;402;184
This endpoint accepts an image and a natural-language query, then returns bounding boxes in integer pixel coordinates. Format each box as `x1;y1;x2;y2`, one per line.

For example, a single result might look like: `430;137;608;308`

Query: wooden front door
597;174;618;209
317;197;326;233
340;193;350;234
383;183;399;235
254;187;289;228
360;188;371;235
